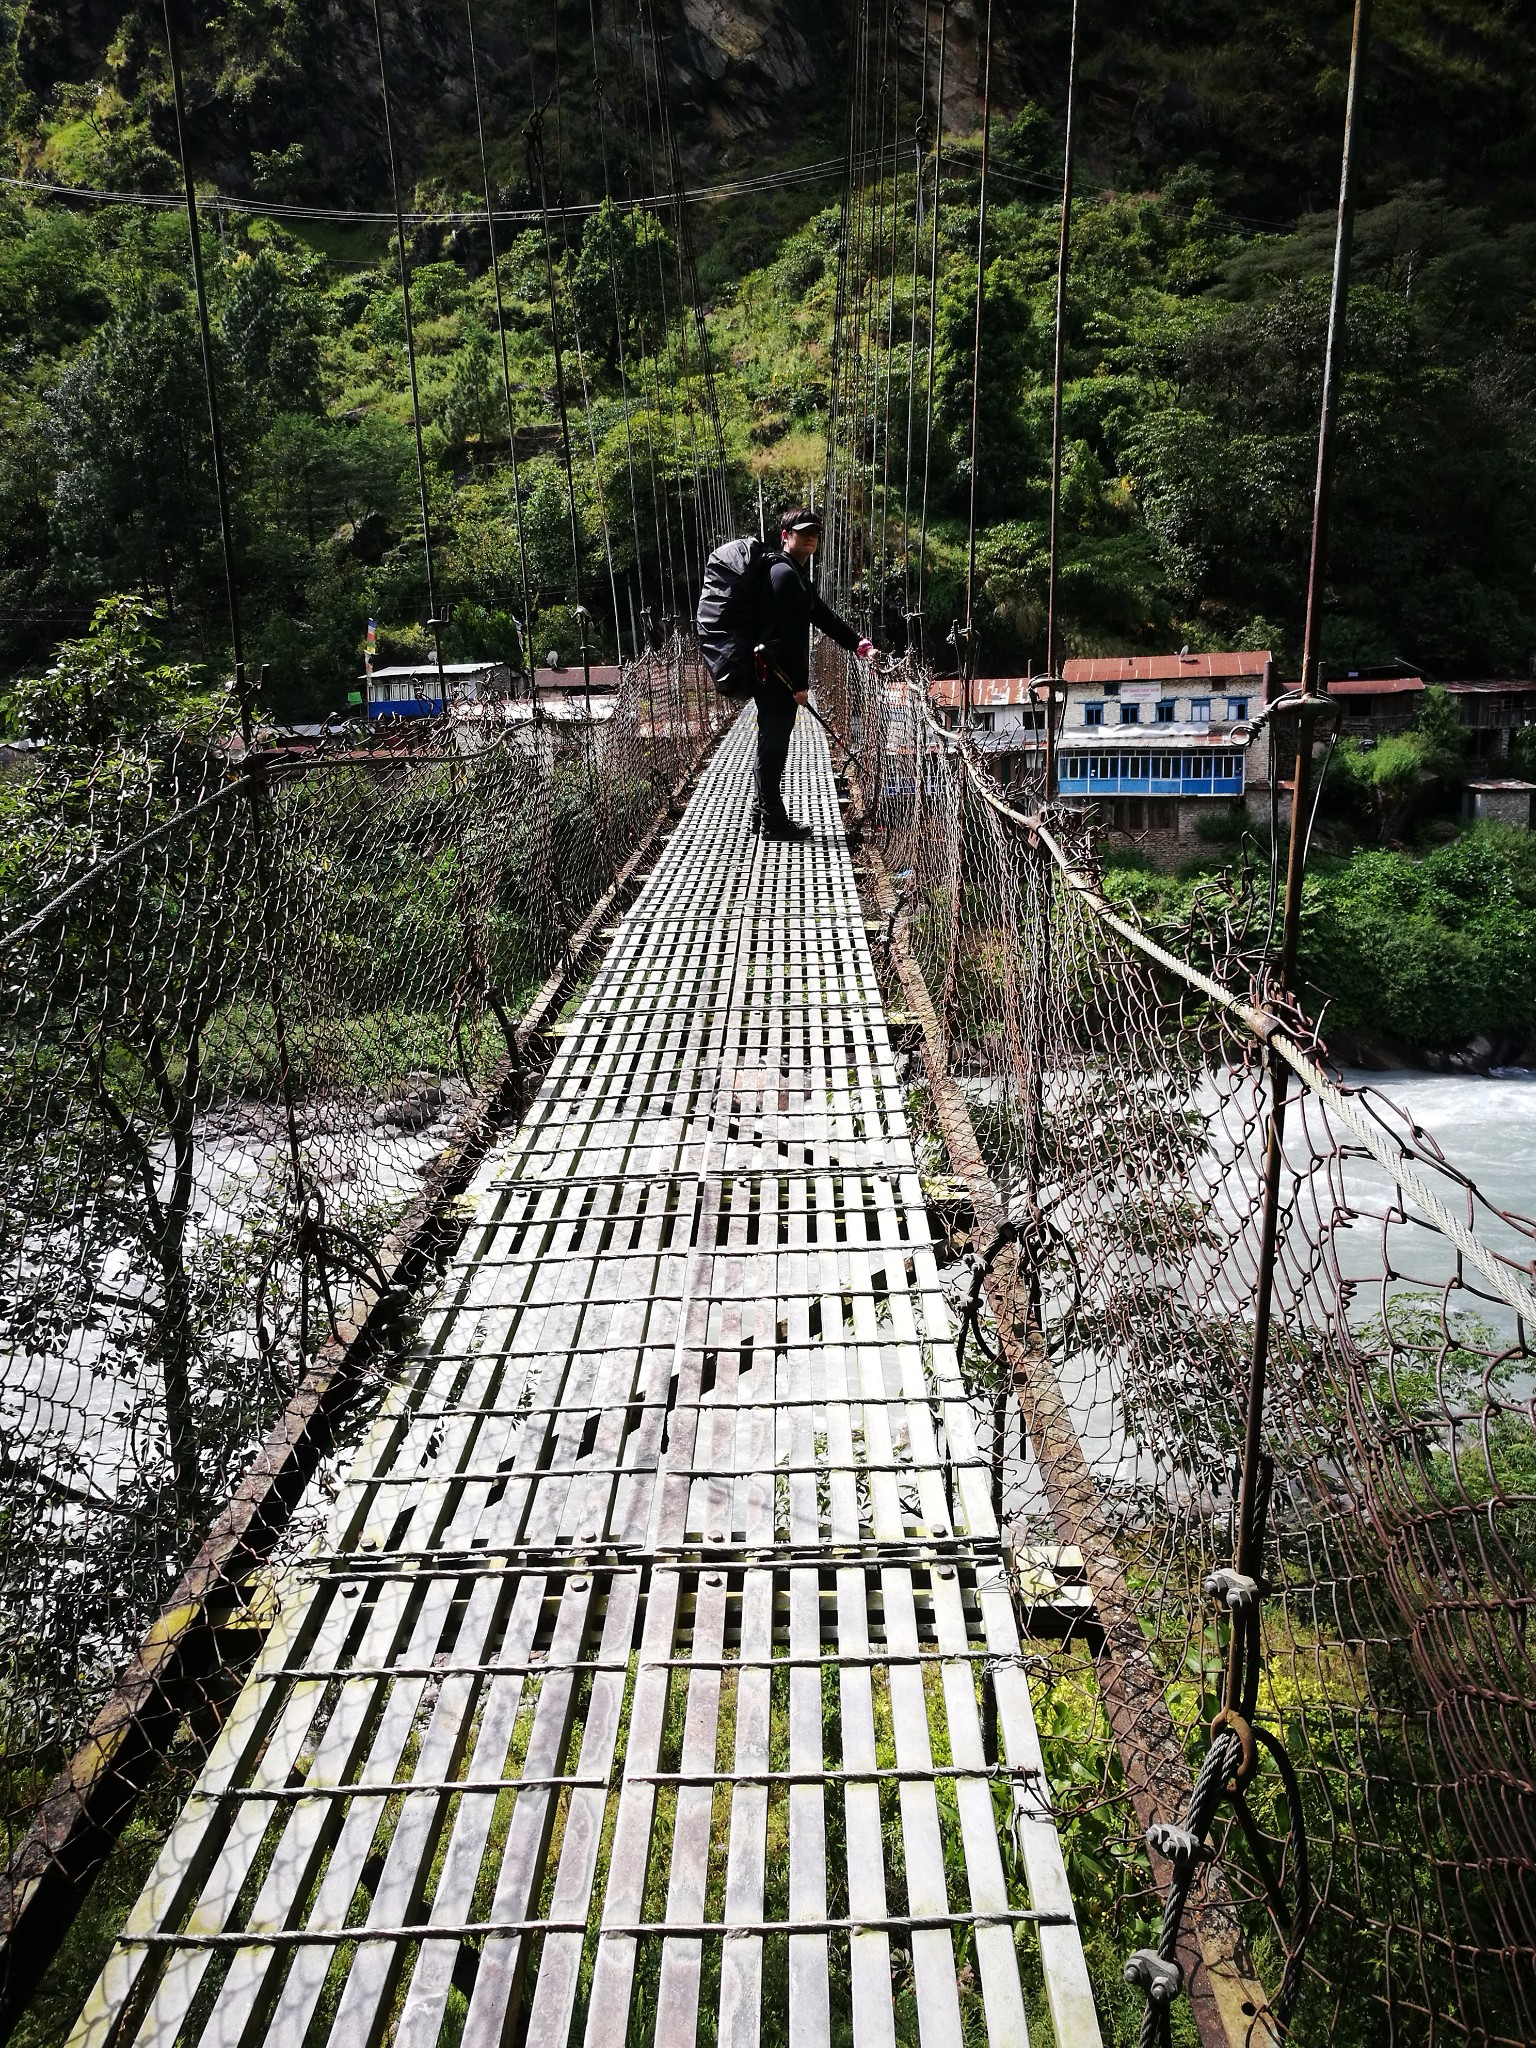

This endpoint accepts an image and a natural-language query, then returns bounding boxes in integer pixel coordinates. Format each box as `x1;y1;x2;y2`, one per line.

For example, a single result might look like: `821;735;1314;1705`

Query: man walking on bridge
750;507;873;843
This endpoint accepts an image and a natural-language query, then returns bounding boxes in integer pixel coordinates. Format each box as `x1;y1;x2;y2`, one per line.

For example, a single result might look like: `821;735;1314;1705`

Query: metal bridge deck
71;715;1100;2048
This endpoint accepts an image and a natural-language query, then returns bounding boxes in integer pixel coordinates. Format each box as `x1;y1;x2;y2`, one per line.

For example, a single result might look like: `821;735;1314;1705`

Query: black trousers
751;676;799;822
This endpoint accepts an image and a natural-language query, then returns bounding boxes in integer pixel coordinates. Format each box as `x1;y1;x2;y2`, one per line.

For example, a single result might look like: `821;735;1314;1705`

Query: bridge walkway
70;714;1101;2047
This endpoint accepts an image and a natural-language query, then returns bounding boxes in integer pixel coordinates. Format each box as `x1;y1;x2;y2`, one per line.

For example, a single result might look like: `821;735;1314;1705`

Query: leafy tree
48;272;228;621
6;595;204;744
1330;683;1465;843
570;199;675;370
220;244;323;419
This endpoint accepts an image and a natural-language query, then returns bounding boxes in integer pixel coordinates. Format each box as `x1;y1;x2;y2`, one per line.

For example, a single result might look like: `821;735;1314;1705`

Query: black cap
779;505;823;535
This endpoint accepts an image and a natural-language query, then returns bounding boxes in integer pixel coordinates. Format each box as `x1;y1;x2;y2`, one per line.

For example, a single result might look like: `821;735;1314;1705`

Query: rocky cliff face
10;0;1533;222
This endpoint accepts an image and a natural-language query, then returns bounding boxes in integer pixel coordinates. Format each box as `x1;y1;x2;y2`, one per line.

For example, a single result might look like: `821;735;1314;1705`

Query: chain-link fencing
830;644;1536;2046
0;644;721;1896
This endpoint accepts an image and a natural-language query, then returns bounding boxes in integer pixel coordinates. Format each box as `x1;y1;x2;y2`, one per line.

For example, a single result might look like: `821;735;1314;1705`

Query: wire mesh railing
0;644;721;1899
831;644;1536;2046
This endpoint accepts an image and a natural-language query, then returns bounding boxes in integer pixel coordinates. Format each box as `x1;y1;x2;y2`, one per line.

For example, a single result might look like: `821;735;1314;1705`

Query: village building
929;650;1273;844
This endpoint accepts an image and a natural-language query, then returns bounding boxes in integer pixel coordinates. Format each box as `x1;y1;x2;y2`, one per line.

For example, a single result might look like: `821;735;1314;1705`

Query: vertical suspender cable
916;2;948;653
588;0;652;643
1044;0;1080;799
876;6;903;639
900;3;932;632
548;2;626;657
960;0;994;727
161;0;244;711
1300;0;1373;692
1228;0;1373;1739
371;0;447;696
465;0;534;668
527;96;594;710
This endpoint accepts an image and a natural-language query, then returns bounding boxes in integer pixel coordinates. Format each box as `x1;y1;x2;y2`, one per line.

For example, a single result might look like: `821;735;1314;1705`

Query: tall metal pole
161;0;244;720
960;0;995;729
1228;0;1372;1721
1044;0;1080;801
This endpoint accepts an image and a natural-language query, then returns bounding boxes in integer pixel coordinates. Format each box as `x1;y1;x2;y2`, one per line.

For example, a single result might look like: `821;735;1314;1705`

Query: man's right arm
806;587;861;655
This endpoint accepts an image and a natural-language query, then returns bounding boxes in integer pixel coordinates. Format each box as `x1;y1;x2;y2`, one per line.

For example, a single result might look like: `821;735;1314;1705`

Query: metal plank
70;710;1102;2048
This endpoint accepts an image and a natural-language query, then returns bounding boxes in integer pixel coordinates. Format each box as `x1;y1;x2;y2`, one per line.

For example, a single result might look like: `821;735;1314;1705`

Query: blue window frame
1190;698;1212;724
1156;699;1176;724
1227;696;1250;720
1056;749;1244;797
1120;703;1141;726
1083;702;1104;727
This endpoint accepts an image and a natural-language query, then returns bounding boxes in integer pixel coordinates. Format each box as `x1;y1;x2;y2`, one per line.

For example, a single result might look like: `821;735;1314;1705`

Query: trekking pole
753;644;862;775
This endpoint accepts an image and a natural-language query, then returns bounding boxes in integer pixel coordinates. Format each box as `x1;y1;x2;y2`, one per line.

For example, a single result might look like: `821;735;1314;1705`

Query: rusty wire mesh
0;642;720;1870
829;644;1536;2045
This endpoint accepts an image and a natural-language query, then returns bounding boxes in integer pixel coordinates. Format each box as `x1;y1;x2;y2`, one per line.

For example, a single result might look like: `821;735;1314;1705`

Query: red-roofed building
927;652;1275;842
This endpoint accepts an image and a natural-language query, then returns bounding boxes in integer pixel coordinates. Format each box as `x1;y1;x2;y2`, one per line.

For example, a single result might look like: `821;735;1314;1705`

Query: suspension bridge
1;0;1534;2041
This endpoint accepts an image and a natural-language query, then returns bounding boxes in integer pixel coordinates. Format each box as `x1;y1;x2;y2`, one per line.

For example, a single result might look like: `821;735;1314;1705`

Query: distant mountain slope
4;0;1533;225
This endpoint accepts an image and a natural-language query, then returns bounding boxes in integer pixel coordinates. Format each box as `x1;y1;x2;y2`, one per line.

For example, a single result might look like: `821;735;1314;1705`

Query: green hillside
1;0;1534;719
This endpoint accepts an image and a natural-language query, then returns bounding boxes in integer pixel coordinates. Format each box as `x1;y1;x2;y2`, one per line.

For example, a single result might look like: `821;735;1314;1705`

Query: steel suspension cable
160;0;243;697
371;0;446;694
1044;0;1081;797
465;0;534;663
526;93;594;707
960;0;995;724
915;1;949;651
900;2;933;632
588;0;652;645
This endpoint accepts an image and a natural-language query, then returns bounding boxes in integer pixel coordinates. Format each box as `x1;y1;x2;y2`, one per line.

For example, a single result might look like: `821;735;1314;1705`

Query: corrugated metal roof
927;677;1048;708
366;661;510;680
1062;651;1270;683
1443;680;1536;695
535;664;624;690
1327;677;1425;698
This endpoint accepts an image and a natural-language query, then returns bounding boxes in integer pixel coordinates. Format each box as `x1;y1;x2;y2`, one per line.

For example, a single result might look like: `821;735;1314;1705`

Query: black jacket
758;553;860;694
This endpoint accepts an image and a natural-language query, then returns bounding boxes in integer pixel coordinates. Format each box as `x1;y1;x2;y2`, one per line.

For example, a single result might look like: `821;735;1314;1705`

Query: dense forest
3;0;1536;1042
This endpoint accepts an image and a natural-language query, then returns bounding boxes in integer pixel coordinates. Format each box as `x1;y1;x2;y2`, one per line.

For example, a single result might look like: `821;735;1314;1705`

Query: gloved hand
856;638;876;660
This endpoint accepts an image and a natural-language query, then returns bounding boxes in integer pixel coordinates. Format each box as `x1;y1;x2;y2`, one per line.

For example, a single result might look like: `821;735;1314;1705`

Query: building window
1156;699;1176;724
1120;703;1141;726
1190;698;1211;724
1083;702;1104;727
1227;696;1250;720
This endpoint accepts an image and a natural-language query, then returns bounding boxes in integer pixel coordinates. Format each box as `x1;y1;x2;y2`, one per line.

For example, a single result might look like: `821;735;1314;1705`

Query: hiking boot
761;816;813;844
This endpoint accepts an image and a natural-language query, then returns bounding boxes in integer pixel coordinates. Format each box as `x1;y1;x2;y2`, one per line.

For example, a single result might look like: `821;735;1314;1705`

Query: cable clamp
1202;1567;1260;1613
1146;1822;1214;1873
1124;1950;1183;2006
